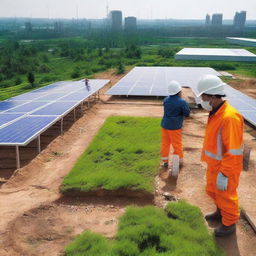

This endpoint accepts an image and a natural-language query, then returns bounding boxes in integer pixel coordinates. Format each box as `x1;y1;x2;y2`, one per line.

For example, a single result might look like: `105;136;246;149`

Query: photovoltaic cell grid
107;67;221;97
224;86;256;125
0;79;109;145
107;66;256;126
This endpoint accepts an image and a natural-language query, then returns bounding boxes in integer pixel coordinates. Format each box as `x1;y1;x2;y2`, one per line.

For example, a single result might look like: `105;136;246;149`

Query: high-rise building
124;16;137;31
110;10;122;30
25;22;32;32
211;14;223;26
233;11;246;28
205;14;210;25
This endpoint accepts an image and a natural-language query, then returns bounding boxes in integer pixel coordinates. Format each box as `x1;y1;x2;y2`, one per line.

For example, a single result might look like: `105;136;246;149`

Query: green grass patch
62;116;161;193
64;201;225;256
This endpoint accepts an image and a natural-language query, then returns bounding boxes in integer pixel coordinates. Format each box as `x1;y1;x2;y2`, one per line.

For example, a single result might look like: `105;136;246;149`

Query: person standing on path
197;74;244;237
161;81;190;171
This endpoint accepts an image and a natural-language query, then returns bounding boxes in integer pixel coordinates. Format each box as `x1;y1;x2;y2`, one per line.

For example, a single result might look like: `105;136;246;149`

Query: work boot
161;162;168;168
214;224;236;237
179;158;183;168
205;208;221;221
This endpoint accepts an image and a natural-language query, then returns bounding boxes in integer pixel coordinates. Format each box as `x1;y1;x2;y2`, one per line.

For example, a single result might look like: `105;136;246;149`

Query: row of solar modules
0;79;109;145
224;86;256;125
107;67;256;126
106;67;221;97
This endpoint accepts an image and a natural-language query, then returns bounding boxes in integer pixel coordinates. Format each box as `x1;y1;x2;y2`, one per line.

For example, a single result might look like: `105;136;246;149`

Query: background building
205;14;210;25
211;14;223;26
25;22;32;32
110;10;122;31
124;16;137;31
233;11;246;28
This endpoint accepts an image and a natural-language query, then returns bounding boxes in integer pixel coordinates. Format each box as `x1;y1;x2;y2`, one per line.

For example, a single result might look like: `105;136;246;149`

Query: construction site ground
0;70;256;256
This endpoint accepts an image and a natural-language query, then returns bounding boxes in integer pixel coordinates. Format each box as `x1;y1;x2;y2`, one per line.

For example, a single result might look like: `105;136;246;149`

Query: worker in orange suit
197;74;244;237
161;81;190;171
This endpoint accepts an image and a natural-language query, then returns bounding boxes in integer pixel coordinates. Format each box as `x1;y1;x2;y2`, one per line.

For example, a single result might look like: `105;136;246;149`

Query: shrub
116;62;125;74
71;68;81;79
39;64;50;73
14;77;22;85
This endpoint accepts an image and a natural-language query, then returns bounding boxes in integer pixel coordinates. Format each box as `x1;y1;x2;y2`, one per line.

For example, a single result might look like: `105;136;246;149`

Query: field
62;116;160;195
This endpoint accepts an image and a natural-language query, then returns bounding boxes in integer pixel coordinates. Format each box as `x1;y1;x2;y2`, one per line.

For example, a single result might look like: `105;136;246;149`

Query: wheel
171;155;179;177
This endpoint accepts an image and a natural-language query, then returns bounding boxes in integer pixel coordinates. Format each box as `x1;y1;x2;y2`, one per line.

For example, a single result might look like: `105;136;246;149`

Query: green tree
117;61;125;74
27;72;35;87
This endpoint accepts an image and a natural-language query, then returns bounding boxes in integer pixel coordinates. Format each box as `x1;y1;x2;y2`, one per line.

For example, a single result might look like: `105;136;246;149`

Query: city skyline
0;0;256;20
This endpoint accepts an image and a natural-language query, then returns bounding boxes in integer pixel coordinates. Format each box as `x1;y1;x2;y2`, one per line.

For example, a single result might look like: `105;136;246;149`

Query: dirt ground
0;70;256;256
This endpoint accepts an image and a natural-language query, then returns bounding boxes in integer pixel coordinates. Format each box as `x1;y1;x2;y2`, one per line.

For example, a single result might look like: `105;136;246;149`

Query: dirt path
0;70;255;256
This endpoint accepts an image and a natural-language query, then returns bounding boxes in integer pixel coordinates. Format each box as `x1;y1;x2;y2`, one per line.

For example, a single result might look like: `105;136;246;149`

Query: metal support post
74;109;76;121
38;135;41;153
61;118;64;135
16;145;20;169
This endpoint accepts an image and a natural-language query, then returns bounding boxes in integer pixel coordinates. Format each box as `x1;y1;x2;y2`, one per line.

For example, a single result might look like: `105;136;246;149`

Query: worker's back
161;95;190;130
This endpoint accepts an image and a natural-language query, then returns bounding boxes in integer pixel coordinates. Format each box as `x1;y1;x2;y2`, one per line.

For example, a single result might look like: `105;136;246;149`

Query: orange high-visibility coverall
201;101;244;226
161;129;183;163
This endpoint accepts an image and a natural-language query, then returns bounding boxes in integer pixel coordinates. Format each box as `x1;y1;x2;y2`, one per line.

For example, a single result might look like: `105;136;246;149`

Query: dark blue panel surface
59;91;91;101
6;101;48;113
9;93;46;101
0;101;28;112
36;93;67;101
32;101;78;115
0;113;23;127
0;116;58;144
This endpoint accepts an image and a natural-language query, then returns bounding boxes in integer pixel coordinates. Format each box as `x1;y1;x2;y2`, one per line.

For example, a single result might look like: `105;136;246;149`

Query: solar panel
0;101;28;112
32;101;79;116
0;116;58;145
5;101;49;113
35;92;67;101
107;67;220;96
9;92;47;101
0;113;23;127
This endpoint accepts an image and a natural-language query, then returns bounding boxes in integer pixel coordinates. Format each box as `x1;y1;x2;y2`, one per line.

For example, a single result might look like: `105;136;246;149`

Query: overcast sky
0;0;255;20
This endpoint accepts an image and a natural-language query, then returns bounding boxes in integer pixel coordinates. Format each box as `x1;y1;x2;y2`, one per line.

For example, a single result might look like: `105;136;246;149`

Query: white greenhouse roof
175;48;256;62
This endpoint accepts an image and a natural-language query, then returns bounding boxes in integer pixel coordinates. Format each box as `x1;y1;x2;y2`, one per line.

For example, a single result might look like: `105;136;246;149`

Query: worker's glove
217;172;228;191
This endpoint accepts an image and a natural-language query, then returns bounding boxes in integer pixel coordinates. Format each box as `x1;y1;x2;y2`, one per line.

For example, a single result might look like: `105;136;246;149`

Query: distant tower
25;22;32;32
233;11;246;28
110;10;122;30
211;14;223;26
106;2;109;18
124;17;137;31
205;14;210;25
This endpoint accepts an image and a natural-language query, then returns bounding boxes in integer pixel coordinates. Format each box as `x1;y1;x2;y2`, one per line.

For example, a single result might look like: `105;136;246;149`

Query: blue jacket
161;95;190;130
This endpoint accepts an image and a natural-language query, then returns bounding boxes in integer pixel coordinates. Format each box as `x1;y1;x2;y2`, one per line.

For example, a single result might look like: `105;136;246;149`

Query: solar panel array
0;79;109;146
107;67;221;97
107;66;256;126
224;85;256;125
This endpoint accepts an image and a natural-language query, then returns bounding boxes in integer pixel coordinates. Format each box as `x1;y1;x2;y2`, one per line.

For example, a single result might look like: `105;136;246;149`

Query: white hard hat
168;80;182;95
197;74;226;97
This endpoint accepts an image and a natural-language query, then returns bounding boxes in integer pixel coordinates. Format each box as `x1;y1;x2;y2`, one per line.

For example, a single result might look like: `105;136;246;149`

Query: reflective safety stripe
162;157;169;160
204;129;223;160
205;150;222;160
229;147;243;155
